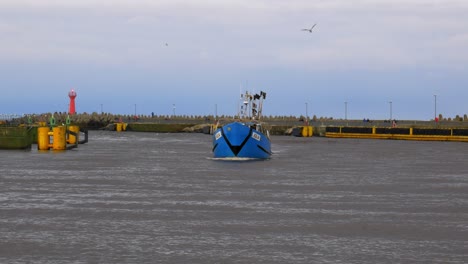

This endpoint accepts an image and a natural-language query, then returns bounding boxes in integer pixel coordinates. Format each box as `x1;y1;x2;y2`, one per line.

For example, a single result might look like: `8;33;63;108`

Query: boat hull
212;122;271;159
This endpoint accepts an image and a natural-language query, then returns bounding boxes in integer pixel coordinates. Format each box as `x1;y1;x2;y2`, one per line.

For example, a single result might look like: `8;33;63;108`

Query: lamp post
173;104;176;117
389;101;392;120
215;104;217;119
134;104;136;116
434;94;437;121
344;101;348;120
305;102;308;121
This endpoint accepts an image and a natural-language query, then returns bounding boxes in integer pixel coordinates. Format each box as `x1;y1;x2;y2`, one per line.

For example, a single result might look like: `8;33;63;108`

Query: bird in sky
301;24;317;33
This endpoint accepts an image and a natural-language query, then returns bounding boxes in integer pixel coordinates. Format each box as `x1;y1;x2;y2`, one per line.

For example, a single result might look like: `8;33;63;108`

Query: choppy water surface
1;131;467;263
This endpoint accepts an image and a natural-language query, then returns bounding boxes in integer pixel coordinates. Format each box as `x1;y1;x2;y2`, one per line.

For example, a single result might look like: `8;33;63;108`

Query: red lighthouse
68;89;77;115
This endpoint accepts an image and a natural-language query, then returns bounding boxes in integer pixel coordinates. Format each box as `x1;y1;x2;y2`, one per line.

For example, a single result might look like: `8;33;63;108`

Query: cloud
1;0;467;71
0;22;18;33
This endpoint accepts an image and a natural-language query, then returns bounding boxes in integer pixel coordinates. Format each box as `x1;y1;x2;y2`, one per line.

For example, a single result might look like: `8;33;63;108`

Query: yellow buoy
301;126;313;137
68;125;79;144
52;126;66;151
37;126;51;150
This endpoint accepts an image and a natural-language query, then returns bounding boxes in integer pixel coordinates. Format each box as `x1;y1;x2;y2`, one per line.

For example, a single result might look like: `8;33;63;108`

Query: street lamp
389;101;392;120
433;94;437;121
305;102;308;120
173;104;176;116
344;101;348;120
134;104;137;116
215;104;217;119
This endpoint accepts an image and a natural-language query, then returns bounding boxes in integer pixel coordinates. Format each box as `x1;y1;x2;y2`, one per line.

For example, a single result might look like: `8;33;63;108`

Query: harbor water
1;131;467;263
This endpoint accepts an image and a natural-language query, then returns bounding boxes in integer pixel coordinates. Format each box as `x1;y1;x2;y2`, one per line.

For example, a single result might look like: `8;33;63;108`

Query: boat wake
207;157;269;161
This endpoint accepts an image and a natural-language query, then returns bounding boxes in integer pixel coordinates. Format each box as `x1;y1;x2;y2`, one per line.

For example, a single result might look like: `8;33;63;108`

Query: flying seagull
301;24;317;33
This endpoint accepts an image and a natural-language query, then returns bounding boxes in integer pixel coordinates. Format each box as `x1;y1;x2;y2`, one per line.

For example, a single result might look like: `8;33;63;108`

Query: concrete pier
325;126;468;142
0;127;33;149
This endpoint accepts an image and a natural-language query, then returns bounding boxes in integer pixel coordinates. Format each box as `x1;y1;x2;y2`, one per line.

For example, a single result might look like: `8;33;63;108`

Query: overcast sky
1;0;467;120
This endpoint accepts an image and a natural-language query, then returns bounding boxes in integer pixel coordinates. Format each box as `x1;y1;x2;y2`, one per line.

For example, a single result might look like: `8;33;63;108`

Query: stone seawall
127;123;197;133
126;123;293;135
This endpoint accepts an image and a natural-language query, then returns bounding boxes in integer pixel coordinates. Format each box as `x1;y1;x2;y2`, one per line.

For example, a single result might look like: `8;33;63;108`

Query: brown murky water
1;131;467;263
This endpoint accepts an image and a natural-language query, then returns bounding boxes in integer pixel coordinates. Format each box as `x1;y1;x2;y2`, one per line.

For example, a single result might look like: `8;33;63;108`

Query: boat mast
252;91;266;120
239;89;266;121
237;85;241;118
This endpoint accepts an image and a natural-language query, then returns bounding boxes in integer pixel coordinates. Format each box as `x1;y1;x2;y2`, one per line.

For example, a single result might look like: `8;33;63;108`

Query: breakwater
122;123;468;142
326;126;468;142
123;123;293;136
109;122;468;142
6;112;468;131
128;123;197;133
3;113;468;143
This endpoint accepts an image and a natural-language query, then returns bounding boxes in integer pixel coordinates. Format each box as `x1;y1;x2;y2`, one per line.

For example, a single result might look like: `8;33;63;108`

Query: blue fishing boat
212;91;271;160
